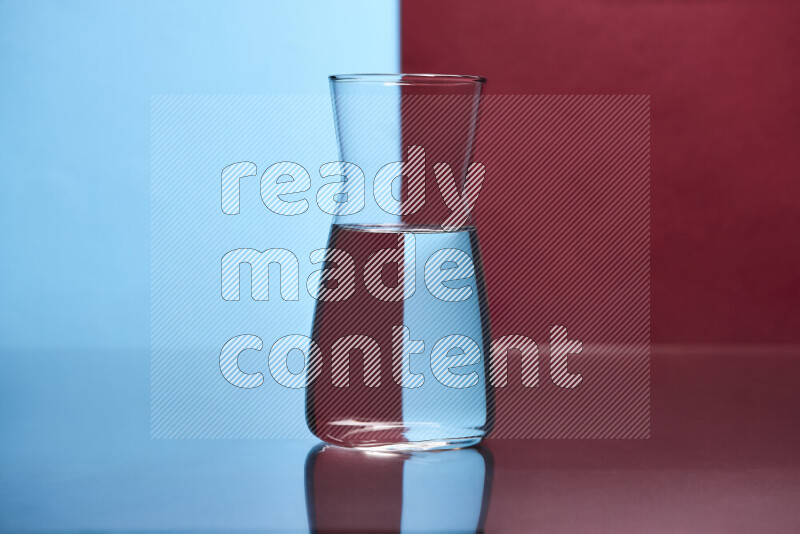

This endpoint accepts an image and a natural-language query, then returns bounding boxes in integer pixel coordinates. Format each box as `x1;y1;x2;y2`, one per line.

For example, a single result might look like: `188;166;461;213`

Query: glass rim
329;73;486;85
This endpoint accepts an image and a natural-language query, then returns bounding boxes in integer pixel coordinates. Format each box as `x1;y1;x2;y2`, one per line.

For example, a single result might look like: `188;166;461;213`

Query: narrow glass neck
329;74;485;229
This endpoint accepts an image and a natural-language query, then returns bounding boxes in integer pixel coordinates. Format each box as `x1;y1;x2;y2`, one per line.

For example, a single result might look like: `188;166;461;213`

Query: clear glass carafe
306;74;493;450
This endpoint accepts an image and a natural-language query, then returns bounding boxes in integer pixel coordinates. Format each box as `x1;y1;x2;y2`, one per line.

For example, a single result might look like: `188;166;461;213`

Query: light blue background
0;1;398;531
0;0;399;352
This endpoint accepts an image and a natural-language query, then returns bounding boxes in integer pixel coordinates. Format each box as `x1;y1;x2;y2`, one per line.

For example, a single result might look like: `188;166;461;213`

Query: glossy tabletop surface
1;347;799;532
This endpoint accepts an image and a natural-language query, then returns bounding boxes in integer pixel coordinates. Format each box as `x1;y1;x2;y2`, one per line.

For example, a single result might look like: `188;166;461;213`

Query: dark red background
403;0;800;344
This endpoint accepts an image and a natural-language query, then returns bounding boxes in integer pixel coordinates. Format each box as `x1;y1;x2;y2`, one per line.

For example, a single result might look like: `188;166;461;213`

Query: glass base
339;436;483;452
